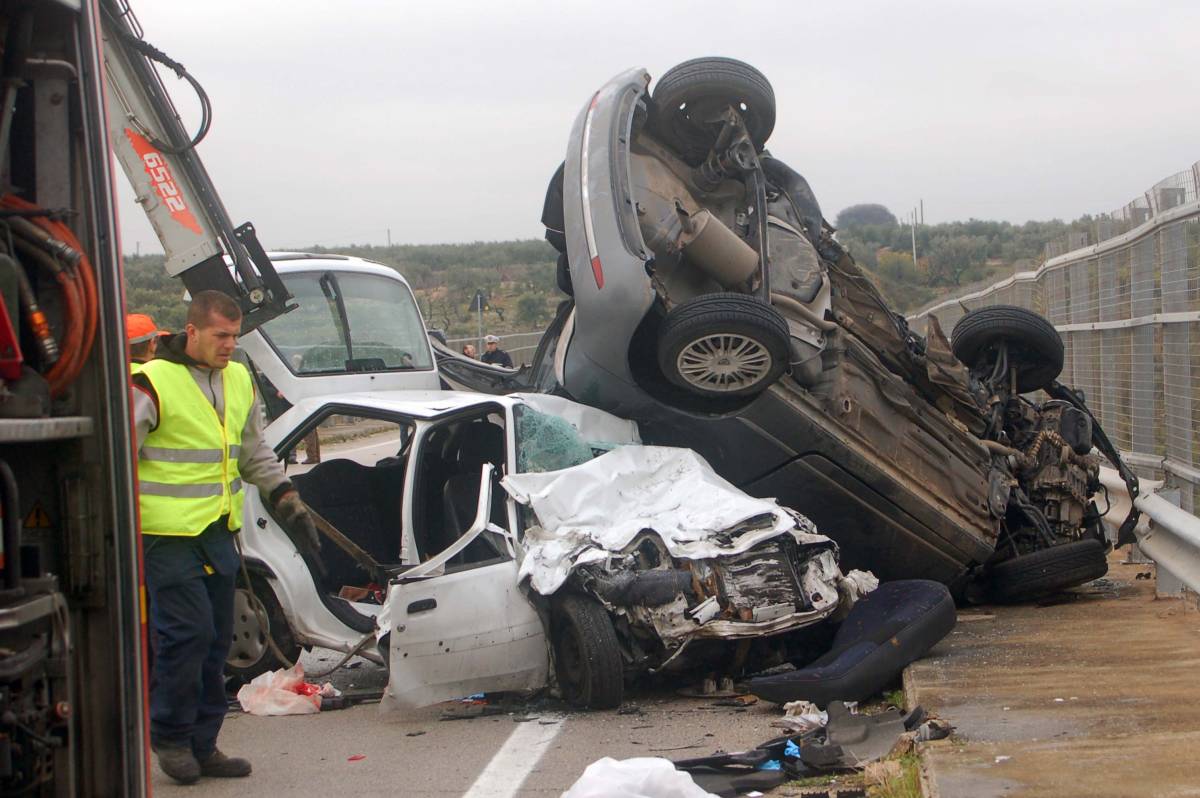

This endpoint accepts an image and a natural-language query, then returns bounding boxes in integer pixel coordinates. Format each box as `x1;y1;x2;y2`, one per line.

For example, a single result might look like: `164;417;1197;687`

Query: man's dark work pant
144;517;239;758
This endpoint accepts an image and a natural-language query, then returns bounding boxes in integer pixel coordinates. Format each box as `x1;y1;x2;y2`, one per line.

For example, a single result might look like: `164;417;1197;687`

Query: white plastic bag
236;663;321;716
561;757;717;798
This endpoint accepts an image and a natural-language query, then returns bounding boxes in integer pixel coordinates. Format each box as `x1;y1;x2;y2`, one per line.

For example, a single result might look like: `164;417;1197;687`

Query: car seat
748;580;956;707
290;457;405;587
438;423;507;562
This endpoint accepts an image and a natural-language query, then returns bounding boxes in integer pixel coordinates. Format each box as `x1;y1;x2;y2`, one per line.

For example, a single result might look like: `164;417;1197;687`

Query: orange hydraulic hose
43;214;98;374
11;236;81;396
47;271;83;394
1;194;98;396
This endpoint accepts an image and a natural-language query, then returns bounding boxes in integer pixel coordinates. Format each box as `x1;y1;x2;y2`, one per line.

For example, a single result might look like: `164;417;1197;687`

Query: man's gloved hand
274;490;320;553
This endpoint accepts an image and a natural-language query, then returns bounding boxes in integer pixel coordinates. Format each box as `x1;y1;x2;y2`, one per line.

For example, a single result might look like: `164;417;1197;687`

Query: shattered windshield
513;406;600;473
260;271;433;374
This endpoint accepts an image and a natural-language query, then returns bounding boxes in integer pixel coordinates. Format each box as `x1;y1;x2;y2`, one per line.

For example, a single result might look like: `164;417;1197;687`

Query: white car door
384;465;548;708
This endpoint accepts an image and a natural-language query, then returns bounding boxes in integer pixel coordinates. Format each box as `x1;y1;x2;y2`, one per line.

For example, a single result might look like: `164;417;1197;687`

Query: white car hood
502;445;830;595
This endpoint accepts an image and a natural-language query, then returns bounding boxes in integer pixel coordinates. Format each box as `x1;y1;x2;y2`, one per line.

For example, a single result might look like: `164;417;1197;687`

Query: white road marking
462;713;567;798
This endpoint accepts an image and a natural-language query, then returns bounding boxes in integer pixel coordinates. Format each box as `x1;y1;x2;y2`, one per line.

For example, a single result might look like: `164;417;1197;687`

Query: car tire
552;594;624;710
984;538;1108;604
556;252;574;296
657;294;790;399
225;576;300;680
651;57;776;164
951;305;1064;393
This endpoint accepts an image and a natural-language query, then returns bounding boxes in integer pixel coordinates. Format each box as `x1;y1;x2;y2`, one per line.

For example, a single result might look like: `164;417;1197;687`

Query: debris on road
438;706;506;721
659;700;947;796
236;664;342;716
562;756;717;798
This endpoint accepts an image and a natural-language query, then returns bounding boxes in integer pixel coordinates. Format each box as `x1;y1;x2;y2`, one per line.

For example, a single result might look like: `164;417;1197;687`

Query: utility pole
386;228;392;247
920;199;924;225
911;209;918;267
470;289;487;351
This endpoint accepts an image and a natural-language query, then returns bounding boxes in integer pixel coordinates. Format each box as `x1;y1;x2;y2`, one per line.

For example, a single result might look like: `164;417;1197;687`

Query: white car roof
266;251;414;289
276;390;641;444
287;389;503;421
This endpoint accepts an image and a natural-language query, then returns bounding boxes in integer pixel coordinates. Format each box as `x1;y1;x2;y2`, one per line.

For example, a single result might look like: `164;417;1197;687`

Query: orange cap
126;313;166;344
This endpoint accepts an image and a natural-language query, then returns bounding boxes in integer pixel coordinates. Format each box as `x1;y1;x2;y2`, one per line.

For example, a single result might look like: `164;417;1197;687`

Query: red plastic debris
347;754;366;762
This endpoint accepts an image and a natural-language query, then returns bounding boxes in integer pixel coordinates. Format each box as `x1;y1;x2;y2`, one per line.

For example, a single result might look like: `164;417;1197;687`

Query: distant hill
833;214;1098;313
123;239;560;338
122;216;1093;334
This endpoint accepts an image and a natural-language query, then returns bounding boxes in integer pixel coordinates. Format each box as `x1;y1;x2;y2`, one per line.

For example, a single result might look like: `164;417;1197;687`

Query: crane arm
99;0;293;331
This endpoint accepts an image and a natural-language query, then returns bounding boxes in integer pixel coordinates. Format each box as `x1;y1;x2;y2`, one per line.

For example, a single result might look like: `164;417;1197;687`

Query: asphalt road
151;657;786;797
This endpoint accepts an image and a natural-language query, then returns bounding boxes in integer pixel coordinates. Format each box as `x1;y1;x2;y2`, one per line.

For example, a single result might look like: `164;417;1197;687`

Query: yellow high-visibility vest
137;359;255;536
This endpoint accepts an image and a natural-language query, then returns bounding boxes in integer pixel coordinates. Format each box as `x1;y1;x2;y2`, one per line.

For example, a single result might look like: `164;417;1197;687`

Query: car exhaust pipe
676;208;760;289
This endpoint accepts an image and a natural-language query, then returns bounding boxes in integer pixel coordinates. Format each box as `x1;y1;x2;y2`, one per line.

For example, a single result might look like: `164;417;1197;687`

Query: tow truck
0;1;432;792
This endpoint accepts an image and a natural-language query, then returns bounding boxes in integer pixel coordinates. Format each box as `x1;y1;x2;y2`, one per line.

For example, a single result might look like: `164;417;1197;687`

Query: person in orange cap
127;313;167;373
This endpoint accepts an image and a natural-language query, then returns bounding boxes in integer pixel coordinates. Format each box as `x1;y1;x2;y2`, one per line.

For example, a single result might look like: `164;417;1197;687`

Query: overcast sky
114;0;1199;253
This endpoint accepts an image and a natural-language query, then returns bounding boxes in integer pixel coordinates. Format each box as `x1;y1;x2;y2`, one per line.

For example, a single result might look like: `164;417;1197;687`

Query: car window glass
259;271;433;375
513;406;596;473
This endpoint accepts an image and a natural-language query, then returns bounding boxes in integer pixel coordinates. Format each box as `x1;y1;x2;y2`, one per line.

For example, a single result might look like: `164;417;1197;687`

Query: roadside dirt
905;555;1200;798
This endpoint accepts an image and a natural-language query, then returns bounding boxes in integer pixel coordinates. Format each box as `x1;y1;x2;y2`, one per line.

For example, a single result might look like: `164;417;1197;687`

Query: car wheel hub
676;333;772;392
228;588;268;668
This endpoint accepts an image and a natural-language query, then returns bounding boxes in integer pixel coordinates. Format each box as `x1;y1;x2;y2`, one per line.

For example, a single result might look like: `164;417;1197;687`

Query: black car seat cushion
749;580;956;707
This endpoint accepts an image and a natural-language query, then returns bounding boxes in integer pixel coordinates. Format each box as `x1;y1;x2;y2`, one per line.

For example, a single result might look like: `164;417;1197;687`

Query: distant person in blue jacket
480;335;513;367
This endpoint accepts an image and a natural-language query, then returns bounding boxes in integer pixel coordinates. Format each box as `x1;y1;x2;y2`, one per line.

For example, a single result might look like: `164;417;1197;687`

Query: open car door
383;466;548;708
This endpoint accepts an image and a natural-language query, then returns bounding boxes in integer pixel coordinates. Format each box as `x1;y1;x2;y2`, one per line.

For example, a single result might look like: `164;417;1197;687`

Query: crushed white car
502;443;861;707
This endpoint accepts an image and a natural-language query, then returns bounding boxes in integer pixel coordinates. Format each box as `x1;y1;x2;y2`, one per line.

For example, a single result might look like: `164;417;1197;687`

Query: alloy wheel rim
675;333;772;392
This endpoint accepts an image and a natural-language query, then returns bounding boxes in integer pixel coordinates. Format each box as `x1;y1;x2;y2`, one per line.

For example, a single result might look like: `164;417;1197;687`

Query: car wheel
951;305;1064;393
556;252;573;296
984;539;1108;603
552;594;623;709
657;294;790;399
651;57;776;165
225;576;300;680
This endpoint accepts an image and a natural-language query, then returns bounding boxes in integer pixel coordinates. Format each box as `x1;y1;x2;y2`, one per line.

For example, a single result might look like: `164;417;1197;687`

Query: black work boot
198;749;252;778
156;744;200;784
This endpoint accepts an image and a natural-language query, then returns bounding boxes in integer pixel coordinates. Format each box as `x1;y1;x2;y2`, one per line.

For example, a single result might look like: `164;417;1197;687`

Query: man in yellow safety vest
131;290;319;784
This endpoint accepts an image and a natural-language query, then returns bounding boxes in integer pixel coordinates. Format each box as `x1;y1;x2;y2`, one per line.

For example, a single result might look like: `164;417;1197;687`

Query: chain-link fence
445;330;544;367
909;161;1200;513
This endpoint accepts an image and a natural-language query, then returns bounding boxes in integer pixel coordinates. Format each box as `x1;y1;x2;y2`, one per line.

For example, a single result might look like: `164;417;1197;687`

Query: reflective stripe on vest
137;359;255;536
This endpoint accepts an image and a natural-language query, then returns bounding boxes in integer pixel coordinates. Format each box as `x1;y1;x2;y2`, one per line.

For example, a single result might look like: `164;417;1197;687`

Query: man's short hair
187;290;243;328
130;339;154;360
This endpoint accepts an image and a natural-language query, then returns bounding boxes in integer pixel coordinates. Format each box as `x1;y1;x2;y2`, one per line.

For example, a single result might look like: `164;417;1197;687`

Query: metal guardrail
909;161;1200;516
1100;467;1200;597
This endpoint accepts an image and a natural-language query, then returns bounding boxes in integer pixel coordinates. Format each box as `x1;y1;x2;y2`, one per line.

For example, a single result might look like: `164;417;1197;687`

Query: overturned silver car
437;56;1141;604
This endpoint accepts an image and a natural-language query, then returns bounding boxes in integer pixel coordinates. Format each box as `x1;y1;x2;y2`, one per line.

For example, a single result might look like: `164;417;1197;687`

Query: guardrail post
1153;488;1186;598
